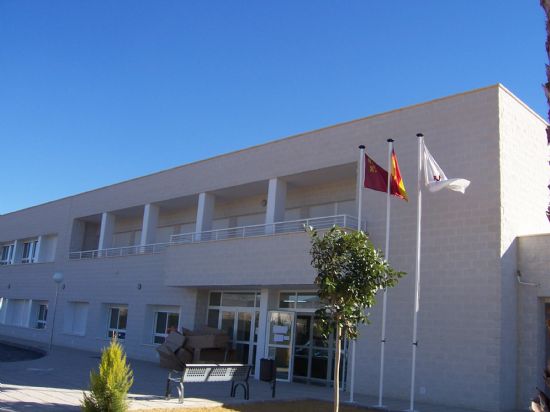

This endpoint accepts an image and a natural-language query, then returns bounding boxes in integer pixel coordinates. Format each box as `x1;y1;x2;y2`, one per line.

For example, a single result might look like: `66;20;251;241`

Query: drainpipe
516;270;539;287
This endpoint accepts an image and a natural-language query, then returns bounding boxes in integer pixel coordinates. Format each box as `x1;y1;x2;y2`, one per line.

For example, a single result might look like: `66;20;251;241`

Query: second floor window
0;244;14;265
21;240;39;264
108;306;128;340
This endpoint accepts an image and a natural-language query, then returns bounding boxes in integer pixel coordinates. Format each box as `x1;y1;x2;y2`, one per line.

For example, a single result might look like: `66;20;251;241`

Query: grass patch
134;399;377;412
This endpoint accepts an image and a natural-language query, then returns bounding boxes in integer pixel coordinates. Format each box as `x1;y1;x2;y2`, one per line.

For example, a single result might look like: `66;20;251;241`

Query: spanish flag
364;150;408;201
390;149;408;201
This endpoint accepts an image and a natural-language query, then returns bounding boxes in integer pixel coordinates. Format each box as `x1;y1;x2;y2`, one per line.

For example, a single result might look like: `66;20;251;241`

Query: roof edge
497;83;548;125
1;84;525;217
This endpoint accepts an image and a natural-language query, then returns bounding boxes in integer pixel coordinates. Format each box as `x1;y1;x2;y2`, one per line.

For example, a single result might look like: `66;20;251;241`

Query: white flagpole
377;138;393;407
350;144;365;403
376;139;393;407
408;133;424;412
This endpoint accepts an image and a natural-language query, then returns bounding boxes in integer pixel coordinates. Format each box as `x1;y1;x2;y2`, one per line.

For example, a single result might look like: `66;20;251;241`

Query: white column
24;299;33;327
195;192;215;235
254;288;270;378
140;204;159;246
11;239;20;264
265;178;287;233
34;235;43;263
98;212;115;250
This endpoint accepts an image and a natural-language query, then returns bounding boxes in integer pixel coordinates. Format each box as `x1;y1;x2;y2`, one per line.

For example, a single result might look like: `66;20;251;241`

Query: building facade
0;84;548;411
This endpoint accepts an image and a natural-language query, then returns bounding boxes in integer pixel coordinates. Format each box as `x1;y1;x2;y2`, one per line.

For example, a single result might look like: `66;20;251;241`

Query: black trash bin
259;358;276;397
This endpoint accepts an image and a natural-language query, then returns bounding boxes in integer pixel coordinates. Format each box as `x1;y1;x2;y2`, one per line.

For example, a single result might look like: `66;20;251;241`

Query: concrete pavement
0;343;524;412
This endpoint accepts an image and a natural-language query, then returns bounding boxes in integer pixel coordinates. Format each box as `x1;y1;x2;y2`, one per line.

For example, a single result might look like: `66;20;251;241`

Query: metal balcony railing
69;243;170;260
68;214;361;260
170;214;359;244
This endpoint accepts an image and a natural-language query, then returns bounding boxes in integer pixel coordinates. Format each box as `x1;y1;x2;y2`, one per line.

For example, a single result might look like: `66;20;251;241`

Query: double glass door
266;311;347;386
210;309;259;366
293;314;335;384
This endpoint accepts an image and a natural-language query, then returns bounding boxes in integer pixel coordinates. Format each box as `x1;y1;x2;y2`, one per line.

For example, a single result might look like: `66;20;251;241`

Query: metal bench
165;363;252;403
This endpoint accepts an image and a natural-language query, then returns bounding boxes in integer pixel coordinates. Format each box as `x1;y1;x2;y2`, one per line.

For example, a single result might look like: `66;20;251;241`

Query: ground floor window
63;301;89;336
108;306;128;340
4;299;30;327
153;311;179;344
31;301;48;329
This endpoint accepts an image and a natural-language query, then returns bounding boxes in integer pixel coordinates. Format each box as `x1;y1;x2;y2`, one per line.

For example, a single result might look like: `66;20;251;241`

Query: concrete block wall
0;254;198;362
518;234;550;410
354;86;506;411
285;178;356;210
498;88;550;409
350;86;548;411
157;205;197;227
164;231;316;287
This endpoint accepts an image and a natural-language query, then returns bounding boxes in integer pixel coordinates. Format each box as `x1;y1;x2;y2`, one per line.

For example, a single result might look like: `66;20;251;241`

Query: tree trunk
333;322;341;412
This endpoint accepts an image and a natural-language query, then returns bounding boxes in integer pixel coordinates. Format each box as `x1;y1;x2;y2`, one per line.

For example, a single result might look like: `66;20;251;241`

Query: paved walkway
0;344;519;412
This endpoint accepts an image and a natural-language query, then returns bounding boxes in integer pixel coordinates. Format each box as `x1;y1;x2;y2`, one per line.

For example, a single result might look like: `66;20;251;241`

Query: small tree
81;337;134;412
308;226;404;412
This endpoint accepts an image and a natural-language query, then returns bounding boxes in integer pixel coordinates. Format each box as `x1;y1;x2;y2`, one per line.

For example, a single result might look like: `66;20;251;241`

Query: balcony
68;214;361;260
170;214;359;243
69;243;170;259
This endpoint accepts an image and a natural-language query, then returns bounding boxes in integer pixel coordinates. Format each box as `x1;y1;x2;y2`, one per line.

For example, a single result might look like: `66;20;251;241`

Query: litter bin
260;358;276;397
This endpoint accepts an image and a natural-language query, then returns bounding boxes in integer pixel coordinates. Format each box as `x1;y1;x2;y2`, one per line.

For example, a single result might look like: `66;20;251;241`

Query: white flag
423;144;470;193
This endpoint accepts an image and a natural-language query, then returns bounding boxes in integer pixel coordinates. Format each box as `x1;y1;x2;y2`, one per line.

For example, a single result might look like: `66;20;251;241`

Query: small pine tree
81;337;134;412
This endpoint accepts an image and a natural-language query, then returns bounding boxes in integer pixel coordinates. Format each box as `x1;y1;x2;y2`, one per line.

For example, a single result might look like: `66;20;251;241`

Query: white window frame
4;299;31;327
152;310;180;344
35;303;48;329
278;290;320;312
107;306;128;340
0;244;15;265
0;298;8;323
206;290;261;366
21;239;39;264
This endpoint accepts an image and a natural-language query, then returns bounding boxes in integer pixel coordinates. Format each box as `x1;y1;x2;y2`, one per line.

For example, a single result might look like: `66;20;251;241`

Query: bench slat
166;364;252;403
182;363;251;383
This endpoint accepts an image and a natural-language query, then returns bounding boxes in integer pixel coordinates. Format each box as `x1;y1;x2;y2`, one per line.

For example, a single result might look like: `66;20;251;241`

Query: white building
0;84;548;411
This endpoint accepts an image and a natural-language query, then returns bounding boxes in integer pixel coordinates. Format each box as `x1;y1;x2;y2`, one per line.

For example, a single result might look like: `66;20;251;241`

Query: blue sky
0;1;546;214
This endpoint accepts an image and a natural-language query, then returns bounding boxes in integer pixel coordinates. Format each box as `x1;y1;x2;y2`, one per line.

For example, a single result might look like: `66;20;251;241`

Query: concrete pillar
140;204;159;246
34;235;43;263
11;239;20;264
265;178;287;234
98;212;115;250
254;287;270;378
195;192;215;234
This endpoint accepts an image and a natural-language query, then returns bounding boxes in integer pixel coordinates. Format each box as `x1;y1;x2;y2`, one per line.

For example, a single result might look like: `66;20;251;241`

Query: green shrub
81;337;134;412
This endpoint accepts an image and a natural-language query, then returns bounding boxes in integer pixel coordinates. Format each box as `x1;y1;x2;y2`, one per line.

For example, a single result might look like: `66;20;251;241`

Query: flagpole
408;133;424;412
376;138;393;407
350;144;365;403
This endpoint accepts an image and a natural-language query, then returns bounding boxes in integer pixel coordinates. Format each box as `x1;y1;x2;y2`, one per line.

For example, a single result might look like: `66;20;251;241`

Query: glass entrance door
267;311;295;381
206;291;261;367
292;314;347;387
213;309;258;365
